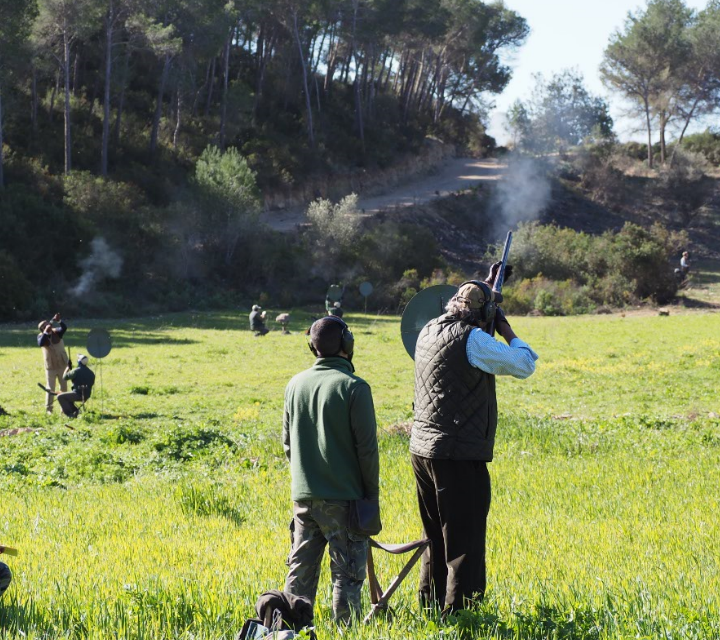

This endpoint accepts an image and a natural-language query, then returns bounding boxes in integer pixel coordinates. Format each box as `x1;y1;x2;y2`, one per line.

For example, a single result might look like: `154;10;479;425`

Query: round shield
86;328;112;359
326;284;343;303
359;281;374;297
400;285;457;360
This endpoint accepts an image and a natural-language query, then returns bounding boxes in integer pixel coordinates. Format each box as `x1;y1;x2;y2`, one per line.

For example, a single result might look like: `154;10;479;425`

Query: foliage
503;276;596;316
509;70;614;154
601;0;720;167
679;129;720;165
194;145;261;265
504;221;688;308
0;250;33;318
304;194;362;279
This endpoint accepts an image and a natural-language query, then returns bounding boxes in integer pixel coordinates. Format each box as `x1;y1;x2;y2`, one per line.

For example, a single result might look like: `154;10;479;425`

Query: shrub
503;276;595;316
678;129;720;166
0;251;33;320
503;221;687;307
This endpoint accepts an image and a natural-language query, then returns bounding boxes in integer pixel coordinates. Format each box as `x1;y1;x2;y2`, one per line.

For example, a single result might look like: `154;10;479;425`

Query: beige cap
456;282;502;309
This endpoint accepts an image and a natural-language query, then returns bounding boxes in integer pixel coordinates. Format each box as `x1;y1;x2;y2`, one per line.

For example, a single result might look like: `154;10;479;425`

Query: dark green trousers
411;454;491;613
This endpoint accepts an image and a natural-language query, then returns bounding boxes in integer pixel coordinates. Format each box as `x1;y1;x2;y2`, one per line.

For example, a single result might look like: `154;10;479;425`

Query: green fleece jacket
283;356;379;502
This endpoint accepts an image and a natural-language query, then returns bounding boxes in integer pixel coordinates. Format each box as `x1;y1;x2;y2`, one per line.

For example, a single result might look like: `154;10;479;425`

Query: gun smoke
490;155;551;236
70;237;123;297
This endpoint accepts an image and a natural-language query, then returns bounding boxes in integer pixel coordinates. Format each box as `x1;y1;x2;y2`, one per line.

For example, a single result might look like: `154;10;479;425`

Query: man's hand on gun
485;262;513;287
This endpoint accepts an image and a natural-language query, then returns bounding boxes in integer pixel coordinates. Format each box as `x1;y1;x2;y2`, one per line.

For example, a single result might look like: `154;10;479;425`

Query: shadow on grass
441;602;613;640
0;596;54;638
0;310;399;349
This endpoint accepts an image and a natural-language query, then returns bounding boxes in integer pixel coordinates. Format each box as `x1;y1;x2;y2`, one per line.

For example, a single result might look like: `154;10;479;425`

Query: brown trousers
45;367;68;412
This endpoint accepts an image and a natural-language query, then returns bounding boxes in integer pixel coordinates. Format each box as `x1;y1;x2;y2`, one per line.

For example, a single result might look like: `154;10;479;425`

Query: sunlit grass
1;308;720;638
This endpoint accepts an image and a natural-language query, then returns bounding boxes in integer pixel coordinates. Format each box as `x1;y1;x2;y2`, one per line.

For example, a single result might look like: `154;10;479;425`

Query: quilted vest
410;314;497;461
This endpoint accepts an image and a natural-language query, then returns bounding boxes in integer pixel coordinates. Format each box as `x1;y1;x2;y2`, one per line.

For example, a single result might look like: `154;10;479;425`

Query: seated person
58;354;96;418
249;305;269;336
328;302;344;318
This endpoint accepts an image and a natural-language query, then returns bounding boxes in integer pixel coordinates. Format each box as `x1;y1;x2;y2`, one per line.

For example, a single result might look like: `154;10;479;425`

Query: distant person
37;313;69;414
0;561;10;597
283;316;380;625
410;263;538;614
57;354;95;418
328;302;344;318
680;251;691;277
325;284;344;314
249;305;269;336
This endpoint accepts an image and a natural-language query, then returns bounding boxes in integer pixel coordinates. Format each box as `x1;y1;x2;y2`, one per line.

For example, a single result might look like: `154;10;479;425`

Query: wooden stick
0;546;18;556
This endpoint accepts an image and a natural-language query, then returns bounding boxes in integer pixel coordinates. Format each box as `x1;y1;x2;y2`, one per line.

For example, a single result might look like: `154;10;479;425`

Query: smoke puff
491;156;551;234
70;237;123;297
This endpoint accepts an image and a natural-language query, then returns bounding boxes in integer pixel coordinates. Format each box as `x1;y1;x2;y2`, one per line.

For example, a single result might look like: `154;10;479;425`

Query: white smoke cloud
70;237;123;297
491;155;552;234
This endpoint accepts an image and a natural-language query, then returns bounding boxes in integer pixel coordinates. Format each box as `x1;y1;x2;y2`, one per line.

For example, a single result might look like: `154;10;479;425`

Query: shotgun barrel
486;231;513;337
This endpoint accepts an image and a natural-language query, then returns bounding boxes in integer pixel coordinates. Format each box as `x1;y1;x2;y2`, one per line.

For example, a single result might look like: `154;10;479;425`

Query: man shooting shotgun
409;230;539;614
37;312;70;414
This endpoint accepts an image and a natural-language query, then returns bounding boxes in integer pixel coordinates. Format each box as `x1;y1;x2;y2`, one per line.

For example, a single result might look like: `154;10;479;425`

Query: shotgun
486;230;513;337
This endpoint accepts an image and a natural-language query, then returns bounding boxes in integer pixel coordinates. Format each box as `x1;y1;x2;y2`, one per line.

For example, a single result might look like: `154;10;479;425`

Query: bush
0;251;33;320
678;129;720;166
503;221;687;307
503;276;595;316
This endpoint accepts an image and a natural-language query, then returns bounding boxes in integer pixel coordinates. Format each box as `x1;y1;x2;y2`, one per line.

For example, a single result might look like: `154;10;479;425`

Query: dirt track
259;158;504;232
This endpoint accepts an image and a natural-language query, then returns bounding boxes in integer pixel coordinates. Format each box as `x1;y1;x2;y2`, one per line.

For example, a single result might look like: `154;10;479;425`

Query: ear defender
458;280;498;324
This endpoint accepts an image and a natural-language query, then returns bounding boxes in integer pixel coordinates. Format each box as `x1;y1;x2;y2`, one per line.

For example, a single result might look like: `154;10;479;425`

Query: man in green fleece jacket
283;316;379;624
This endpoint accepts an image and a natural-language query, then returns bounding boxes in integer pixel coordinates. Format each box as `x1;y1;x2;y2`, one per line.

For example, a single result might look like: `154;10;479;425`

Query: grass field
1;306;720;639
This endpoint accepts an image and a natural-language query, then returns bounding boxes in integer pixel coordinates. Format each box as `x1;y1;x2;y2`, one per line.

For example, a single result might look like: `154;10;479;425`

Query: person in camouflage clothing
283;316;380;624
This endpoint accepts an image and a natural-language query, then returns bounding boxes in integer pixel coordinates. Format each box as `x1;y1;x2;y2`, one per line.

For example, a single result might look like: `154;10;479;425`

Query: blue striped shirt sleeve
466;328;538;378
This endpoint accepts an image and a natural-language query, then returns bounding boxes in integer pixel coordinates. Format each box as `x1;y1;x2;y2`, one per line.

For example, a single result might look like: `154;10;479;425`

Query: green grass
1;308;720;638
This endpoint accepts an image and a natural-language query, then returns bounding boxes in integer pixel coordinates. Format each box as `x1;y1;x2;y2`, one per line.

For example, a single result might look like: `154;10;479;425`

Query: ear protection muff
457;280;499;324
306;316;355;358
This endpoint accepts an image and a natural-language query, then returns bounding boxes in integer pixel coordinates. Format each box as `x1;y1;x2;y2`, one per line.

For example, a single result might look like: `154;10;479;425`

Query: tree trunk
0;87;4;189
72;50;80;96
670;97;701;167
31;66;38;135
205;55;216;117
63;32;72;174
101;6;115;176
150;53;171;155
173;82;182;149
193;58;212;117
113;50;131;145
645;98;653;169
219;34;231;149
292;10;315;149
659;111;668;165
49;70;59;120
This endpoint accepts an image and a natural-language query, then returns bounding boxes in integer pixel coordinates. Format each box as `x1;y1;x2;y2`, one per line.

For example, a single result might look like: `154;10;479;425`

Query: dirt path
260;157;504;232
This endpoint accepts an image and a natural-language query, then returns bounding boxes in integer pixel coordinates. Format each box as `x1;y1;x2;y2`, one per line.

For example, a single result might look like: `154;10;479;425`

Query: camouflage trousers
284;500;368;624
0;562;11;597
